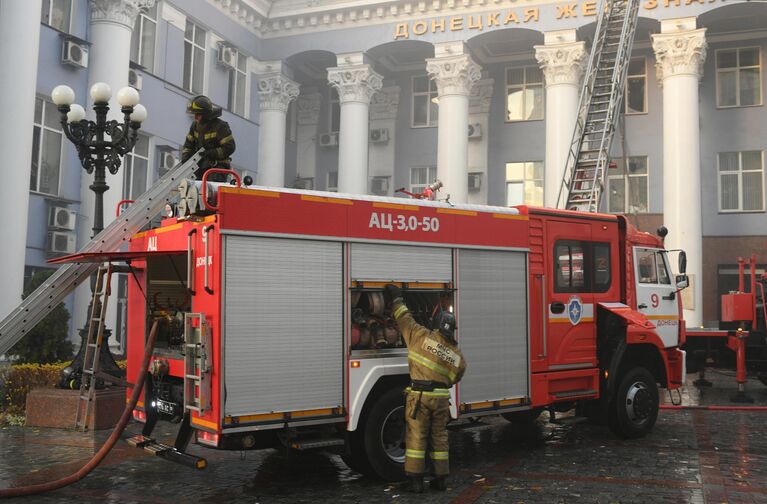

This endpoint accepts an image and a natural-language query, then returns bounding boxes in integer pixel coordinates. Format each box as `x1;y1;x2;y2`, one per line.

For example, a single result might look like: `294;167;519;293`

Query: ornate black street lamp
50;83;147;387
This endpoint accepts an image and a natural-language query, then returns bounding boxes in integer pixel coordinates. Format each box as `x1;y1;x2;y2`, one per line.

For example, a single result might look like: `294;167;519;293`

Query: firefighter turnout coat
181;117;236;179
391;299;466;477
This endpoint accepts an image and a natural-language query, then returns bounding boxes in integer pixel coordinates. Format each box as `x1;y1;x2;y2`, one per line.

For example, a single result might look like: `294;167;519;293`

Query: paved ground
1;370;767;504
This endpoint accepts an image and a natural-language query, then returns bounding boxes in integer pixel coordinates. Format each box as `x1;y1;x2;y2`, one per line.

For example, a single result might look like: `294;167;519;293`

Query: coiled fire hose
0;319;160;499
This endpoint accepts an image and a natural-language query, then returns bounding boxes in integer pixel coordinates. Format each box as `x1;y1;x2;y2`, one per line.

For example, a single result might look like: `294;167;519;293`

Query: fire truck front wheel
608;367;659;439
362;387;406;481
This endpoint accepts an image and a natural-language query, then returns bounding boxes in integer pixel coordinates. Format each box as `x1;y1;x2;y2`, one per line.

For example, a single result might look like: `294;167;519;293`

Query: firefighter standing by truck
181;95;236;182
384;284;467;493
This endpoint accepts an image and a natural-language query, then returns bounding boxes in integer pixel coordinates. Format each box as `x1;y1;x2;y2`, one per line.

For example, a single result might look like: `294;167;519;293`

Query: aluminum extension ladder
74;264;113;431
557;0;640;212
0;151;202;357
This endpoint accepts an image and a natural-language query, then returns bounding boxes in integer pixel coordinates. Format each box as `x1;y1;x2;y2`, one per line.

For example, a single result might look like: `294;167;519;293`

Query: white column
652;18;707;326
368;86;401;195
255;64;300;187
426;43;481;205
328;54;382;195
74;0;151;339
295;89;322;184
0;0;43;320
535;30;587;208
467;78;494;205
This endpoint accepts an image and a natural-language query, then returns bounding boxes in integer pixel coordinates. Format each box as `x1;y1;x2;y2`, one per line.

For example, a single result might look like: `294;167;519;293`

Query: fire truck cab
126;183;687;480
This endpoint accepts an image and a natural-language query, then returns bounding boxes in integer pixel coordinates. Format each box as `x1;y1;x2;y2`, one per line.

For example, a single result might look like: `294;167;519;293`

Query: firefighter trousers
404;390;450;476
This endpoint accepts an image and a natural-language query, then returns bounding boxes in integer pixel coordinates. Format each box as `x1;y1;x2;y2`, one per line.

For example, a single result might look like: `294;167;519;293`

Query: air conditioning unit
468;123;482;139
48;206;76;231
47;231;76;255
369;128;389;144
158;151;177;176
319;132;339;148
62;39;88;68
370;176;389;196
293;177;314;190
468;172;482;192
217;44;237;70
128;68;143;90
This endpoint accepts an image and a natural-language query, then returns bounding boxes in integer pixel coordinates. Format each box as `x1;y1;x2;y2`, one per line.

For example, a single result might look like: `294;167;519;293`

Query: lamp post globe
130;104;147;124
51;85;75;106
90;82;112;104
117;86;140;108
67;104;86;123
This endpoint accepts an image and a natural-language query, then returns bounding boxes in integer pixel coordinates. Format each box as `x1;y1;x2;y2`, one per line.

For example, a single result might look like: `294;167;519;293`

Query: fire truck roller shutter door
223;236;343;416
350;243;452;283
457;249;529;404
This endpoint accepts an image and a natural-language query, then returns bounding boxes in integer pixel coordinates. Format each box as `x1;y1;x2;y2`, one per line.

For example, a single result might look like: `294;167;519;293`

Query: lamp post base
58;326;124;389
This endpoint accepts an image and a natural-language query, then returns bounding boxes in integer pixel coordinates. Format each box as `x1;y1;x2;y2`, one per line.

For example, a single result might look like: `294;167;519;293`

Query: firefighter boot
430;476;447;491
408;475;424;493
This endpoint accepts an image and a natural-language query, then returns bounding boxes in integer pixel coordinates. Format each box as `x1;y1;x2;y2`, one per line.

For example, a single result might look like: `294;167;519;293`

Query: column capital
371;86;401;120
257;73;300;113
469;78;494;115
327;64;383;104
426;54;481;97
534;41;587;87
652;28;707;83
297;88;322;125
89;0;154;28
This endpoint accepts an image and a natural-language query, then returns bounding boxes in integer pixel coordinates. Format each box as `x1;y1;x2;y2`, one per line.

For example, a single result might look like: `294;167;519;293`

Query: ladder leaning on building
557;0;641;213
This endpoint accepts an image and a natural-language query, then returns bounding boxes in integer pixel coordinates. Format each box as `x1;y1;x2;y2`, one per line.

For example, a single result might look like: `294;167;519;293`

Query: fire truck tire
501;408;542;424
608;367;659;439
341;429;373;475
362;387;406;481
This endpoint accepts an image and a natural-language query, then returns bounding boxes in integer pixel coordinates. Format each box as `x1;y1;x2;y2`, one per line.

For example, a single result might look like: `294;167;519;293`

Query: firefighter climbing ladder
557;0;640;212
0;151;202;357
75;264;113;431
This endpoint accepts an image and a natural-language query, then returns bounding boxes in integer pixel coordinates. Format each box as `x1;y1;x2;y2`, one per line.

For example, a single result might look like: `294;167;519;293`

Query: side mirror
678;251;687;274
676;274;689;290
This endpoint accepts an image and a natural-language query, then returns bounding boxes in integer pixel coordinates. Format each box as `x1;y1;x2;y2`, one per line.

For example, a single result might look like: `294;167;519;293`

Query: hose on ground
660;405;767;411
0;319;160;499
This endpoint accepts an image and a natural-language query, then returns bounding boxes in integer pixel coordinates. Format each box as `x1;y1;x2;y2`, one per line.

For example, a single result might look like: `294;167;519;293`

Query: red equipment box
721;293;753;322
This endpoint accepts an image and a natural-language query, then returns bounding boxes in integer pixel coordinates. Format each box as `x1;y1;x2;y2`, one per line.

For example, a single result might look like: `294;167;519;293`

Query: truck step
290;438;346;450
447;420;493;433
124;432;207;469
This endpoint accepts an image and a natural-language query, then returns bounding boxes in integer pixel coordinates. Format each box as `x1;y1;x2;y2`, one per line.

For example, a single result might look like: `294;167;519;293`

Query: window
410;166;437;194
506;161;543;206
625;57;647;114
122;135;151;200
30;98;63;196
228;51;248;117
411;75;438;128
718;151;764;212
41;0;71;32
636;248;671;285
506;66;544;121
607;156;649;213
329;88;340;133
183;20;206;94
327;171;338;192
130;3;158;70
554;241;611;293
716;48;762;108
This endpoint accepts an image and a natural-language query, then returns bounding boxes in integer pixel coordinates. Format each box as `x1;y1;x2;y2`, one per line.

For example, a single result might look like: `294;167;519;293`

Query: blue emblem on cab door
568;296;583;325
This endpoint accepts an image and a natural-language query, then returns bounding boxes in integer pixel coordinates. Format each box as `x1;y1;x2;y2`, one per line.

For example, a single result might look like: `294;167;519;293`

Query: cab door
634;247;679;348
546;221;596;369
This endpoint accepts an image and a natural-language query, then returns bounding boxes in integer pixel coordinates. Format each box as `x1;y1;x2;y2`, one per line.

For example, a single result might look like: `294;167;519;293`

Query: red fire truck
123;180;687;479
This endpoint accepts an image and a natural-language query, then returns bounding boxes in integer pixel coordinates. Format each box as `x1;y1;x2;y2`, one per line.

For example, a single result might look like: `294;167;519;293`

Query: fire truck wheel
363;387;406;481
341;428;373;475
501;408;542;424
608;367;659;439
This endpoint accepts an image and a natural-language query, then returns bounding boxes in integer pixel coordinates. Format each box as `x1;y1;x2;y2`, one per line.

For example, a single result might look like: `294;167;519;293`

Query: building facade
0;0;765;348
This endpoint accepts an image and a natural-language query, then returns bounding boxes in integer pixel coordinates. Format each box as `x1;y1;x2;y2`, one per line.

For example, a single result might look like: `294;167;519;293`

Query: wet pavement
2;370;767;504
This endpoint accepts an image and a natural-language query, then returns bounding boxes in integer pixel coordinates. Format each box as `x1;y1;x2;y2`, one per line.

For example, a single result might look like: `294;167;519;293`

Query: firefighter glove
384;284;402;304
203;149;218;160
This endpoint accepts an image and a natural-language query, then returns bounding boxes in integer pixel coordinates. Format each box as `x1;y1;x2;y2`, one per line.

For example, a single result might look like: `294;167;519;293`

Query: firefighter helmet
433;310;456;341
186;95;221;119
